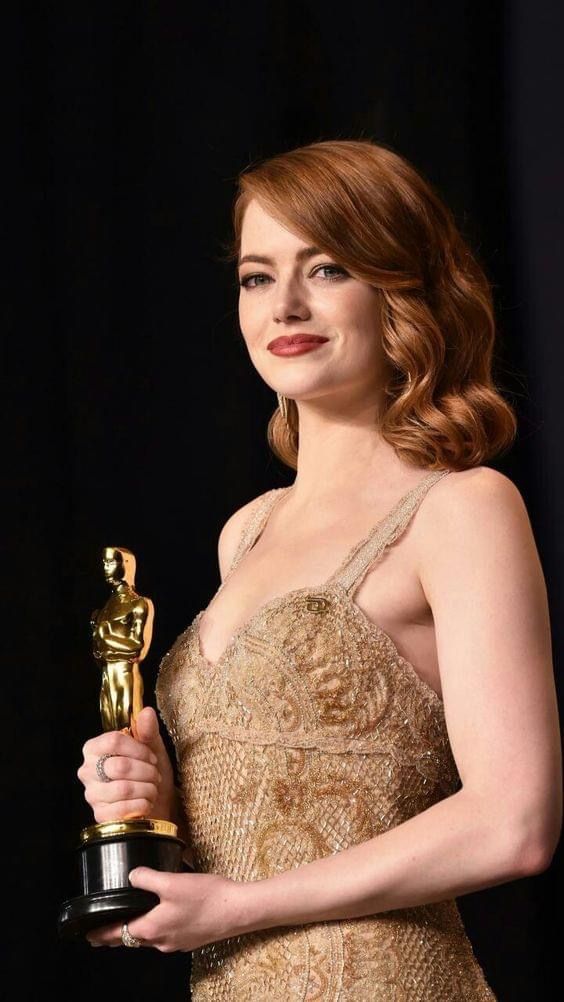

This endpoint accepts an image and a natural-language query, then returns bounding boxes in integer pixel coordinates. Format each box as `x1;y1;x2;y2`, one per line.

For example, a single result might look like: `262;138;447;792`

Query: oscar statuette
57;546;185;940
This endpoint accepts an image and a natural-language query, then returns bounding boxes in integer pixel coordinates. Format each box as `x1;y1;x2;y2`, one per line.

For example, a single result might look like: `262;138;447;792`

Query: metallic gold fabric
156;470;497;1000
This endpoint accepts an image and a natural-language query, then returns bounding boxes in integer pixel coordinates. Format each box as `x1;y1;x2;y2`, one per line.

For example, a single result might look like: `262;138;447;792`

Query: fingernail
150;753;158;764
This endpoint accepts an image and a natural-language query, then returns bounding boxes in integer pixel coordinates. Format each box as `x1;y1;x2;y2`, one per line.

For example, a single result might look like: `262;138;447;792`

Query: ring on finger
121;922;142;948
95;753;117;783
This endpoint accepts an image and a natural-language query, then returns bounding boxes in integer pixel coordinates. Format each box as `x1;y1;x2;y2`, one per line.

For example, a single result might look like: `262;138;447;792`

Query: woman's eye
239;273;271;289
239;264;347;289
314;264;347;280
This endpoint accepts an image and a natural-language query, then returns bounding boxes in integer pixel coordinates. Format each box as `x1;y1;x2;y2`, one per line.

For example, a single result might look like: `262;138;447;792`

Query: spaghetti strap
224;488;288;580
221;470;450;597
328;469;451;595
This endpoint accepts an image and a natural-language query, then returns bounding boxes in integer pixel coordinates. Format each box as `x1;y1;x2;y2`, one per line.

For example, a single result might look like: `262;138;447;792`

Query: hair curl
220;138;517;472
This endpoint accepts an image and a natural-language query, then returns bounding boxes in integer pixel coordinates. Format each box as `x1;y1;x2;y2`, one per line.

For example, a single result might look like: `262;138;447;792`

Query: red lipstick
268;334;329;356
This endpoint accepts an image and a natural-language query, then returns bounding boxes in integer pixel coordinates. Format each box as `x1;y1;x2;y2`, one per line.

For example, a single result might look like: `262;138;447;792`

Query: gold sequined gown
156;469;498;1000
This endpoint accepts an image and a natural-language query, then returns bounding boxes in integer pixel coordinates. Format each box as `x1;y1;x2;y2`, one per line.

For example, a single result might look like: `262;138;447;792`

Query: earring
277;391;289;422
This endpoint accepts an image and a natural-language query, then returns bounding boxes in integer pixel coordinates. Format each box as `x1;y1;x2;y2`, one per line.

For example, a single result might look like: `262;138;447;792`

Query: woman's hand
77;706;176;823
86;868;250;952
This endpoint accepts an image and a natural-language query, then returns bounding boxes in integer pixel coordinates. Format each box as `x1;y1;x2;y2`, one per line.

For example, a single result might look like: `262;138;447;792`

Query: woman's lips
268;340;329;356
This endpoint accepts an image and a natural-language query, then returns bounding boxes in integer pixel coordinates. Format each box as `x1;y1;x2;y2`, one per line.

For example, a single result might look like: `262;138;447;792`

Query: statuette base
58;819;185;940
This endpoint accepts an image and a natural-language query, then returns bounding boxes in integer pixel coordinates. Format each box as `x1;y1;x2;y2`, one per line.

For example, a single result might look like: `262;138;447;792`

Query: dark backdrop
4;3;562;1000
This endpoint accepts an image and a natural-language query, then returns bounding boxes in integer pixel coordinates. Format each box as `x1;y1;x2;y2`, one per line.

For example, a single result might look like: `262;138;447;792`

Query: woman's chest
198;534;441;699
156;581;447;760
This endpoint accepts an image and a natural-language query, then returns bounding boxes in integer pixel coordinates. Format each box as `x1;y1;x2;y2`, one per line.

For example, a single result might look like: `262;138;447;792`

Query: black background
3;3;562;999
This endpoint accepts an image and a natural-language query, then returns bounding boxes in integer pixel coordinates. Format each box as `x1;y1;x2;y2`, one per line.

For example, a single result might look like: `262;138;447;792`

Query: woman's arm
86;469;562;952
235;468;562;932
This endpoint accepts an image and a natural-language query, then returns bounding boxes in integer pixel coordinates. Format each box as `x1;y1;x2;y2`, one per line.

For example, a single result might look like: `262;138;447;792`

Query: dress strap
225;488;288;579
328;469;451;595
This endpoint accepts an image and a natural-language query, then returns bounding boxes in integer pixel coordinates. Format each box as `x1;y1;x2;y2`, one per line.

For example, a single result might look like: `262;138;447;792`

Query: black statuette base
58;887;160;939
58;829;185;941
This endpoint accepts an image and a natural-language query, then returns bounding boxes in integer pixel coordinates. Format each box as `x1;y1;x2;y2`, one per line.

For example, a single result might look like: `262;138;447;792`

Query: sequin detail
156;470;497;1000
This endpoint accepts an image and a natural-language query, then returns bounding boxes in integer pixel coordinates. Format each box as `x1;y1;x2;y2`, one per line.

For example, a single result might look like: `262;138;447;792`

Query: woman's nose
272;279;311;323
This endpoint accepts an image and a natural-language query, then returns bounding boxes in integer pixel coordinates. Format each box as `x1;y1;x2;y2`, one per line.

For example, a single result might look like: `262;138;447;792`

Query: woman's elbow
511;810;561;877
516;837;557;876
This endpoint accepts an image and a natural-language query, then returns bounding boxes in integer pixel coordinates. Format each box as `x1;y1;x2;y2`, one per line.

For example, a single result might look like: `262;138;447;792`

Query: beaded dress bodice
156;469;497;1000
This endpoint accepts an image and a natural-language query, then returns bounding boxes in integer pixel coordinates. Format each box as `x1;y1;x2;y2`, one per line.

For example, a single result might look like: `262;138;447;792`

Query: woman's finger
86;755;161;785
86;779;159;806
92;799;156;823
86;921;123;947
82;731;159;766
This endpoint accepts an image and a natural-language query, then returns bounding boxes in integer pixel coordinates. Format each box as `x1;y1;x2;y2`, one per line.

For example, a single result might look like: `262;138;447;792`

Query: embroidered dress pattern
156;470;497;1000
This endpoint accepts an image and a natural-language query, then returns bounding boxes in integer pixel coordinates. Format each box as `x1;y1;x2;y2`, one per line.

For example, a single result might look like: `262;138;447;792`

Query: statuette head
102;546;136;587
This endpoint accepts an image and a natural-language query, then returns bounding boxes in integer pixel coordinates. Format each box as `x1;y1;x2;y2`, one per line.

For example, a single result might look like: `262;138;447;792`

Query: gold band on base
79;818;178;844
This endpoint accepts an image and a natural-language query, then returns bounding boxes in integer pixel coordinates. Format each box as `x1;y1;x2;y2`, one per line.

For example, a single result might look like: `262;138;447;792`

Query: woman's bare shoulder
414;464;538;596
216;490;273;581
421;465;530;521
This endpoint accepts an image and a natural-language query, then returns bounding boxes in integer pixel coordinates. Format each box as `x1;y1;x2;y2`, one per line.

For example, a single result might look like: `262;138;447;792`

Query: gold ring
121;922;142;948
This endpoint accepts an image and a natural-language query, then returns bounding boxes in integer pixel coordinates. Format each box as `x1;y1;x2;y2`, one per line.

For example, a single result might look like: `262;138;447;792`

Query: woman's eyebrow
238;246;324;267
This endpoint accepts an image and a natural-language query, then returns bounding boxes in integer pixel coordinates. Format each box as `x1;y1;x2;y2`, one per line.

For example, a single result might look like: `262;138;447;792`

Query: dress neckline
195;470;450;693
193;581;444;706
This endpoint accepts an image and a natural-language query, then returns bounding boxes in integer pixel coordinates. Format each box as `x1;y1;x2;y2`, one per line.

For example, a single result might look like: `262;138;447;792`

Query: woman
79;139;562;1000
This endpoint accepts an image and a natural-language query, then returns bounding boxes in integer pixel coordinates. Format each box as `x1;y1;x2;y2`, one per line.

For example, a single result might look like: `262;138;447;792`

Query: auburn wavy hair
221;138;517;471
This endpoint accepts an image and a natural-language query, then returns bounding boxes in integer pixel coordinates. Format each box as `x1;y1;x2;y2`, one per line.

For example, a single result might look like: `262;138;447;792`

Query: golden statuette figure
90;546;155;737
57;545;184;941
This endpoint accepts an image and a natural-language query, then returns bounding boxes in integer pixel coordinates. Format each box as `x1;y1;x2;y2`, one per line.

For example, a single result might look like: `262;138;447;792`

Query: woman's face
237;198;389;407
